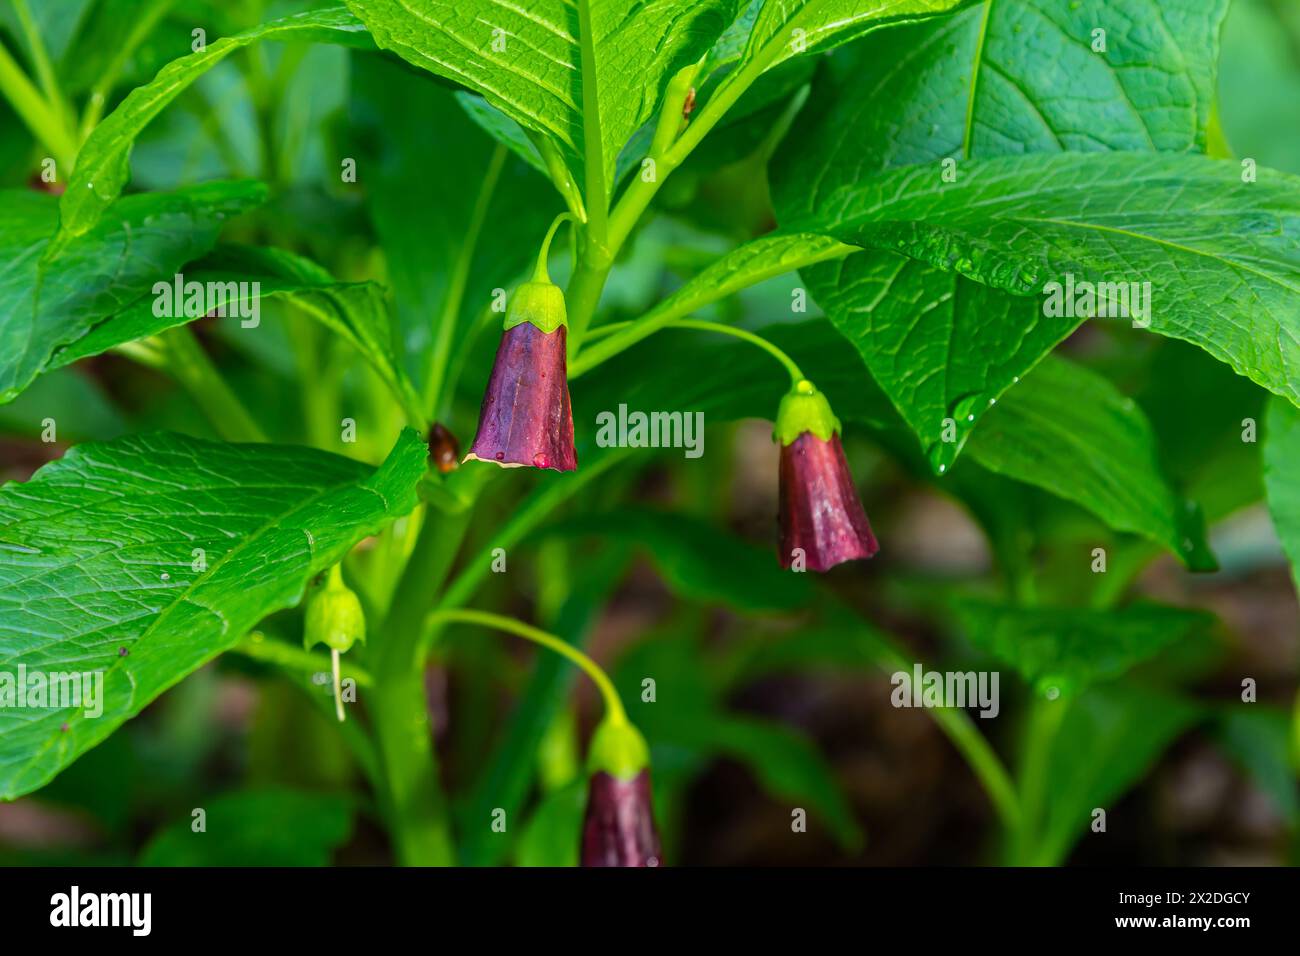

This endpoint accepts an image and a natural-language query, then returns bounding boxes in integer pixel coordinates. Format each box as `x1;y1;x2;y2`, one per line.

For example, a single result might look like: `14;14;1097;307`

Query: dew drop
161;572;170;580
494;451;504;461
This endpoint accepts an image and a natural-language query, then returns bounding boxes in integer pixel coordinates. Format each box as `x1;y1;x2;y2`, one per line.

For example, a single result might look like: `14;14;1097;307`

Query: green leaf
48;245;423;423
0;180;266;405
138;788;353;865
549;507;811;612
52;6;371;251
952;600;1214;698
1036;685;1201;865
772;0;1230;470
1212;706;1299;829
1265;396;1300;593
0;428;426;799
799;152;1300;434
964;355;1216;570
343;0;739;203
736;0;967;73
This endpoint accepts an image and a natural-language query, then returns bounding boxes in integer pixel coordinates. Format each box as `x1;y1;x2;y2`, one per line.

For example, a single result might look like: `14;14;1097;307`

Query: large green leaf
1264;396;1300;592
48;245;422;422
344;0;739;204
0;180;266;405
138;788;353;865
793;153;1300;431
952;600;1214;698
0;428;426;799
1036;685;1201;865
964;355;1215;570
52;6;372;251
772;0;1230;469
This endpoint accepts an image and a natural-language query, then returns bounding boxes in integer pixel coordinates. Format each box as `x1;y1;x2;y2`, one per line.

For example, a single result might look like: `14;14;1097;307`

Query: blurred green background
0;0;1296;866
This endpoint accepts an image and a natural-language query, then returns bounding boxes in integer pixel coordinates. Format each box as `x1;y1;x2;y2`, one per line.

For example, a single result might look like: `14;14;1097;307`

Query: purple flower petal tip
580;770;662;867
779;432;878;572
465;322;577;472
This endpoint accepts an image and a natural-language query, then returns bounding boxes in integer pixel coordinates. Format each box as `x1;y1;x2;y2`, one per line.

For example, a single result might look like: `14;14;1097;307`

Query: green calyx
503;279;567;334
504;212;573;334
773;379;841;445
587;716;650;780
303;564;366;654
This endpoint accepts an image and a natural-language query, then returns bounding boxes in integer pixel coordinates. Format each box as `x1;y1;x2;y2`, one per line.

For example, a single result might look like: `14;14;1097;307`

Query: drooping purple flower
774;379;877;572
464;320;576;471
581;770;661;868
779;432;879;571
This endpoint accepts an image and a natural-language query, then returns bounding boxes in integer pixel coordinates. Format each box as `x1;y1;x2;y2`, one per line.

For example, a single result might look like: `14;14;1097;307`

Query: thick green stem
563;250;612;355
370;654;456;865
575;0;608;249
371;469;492;866
160;327;267;443
605;41;778;255
1009;694;1068;865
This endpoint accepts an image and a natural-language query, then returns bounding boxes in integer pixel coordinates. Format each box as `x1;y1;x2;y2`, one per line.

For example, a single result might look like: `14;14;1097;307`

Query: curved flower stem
426;609;628;725
582;318;804;385
569;241;857;377
533;211;577;282
426;450;628;653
